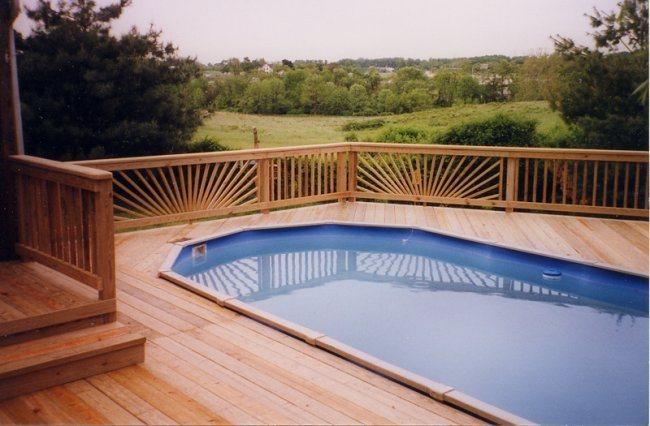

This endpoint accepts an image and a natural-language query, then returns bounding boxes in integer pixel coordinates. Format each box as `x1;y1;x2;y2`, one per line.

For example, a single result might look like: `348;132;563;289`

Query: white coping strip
159;244;183;272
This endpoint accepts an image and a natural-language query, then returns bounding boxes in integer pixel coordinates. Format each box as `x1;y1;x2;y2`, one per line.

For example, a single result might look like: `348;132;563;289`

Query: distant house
261;63;273;74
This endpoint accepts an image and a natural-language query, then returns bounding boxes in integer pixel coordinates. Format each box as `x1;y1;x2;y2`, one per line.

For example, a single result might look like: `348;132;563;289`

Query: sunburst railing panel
354;150;506;208
111;160;259;229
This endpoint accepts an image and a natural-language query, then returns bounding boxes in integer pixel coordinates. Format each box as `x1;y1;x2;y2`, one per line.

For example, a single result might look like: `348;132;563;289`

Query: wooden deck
0;262;118;342
0;202;647;424
0;262;98;329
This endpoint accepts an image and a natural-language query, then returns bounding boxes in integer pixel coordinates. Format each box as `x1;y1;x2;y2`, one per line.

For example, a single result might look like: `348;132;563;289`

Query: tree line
205;59;517;116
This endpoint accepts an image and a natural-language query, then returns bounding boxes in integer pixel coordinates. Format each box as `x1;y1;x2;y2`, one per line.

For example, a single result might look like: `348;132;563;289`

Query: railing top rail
72;143;351;171
11;154;113;180
350;142;649;161
11;154;113;192
71;142;648;171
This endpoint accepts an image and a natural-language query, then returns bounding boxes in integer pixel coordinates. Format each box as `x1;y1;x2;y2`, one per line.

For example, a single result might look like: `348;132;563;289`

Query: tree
299;75;330;114
588;0;648;53
223;57;241;74
589;0;649;103
550;0;648;149
432;70;459;106
482;60;515;102
376;88;399;114
550;52;647;149
392;67;427;94
455;75;482;103
17;0;204;159
349;84;369;115
365;69;381;93
400;89;432;112
322;85;351;115
213;74;250;110
282;69;308;112
513;54;562;101
240;78;288;114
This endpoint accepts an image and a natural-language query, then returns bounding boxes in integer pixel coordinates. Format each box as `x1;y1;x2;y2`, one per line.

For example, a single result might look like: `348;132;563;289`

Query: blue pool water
171;224;649;424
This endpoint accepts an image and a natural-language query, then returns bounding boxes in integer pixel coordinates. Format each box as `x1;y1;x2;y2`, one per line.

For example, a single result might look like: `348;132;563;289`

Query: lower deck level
1;202;647;424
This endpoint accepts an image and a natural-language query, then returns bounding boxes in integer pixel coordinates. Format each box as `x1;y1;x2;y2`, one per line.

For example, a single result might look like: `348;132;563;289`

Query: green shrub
437;114;537;147
187;136;229;152
376;126;429;143
341;118;386;131
344;132;359;142
536;124;585;148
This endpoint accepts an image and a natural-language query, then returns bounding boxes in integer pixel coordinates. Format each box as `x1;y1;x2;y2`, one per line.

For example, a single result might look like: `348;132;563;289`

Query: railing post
253;128;260;149
95;176;116;322
336;151;347;202
505;156;518;213
257;158;270;213
0;2;24;260
347;149;358;202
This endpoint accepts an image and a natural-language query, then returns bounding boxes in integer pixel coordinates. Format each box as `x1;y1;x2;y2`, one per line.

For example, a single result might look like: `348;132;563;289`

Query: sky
15;0;621;63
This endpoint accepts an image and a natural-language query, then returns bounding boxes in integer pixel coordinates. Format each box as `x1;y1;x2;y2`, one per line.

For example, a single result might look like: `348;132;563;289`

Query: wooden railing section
75;143;648;230
350;143;649;216
7;155;117;335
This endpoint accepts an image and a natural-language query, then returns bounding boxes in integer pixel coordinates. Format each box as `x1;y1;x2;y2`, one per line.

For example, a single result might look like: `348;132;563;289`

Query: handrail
13;154;113;179
349;142;649;161
10;155;116;307
71;142;648;230
74;142;649;170
73;143;351;171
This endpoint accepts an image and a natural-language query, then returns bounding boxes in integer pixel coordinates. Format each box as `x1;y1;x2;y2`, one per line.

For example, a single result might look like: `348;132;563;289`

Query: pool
165;223;648;424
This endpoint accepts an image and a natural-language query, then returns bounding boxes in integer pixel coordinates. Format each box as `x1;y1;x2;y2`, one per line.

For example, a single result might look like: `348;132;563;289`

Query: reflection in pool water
172;225;648;424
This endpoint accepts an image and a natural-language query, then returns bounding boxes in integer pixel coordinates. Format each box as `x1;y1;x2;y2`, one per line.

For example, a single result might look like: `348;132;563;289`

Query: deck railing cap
72;142;649;171
10;154;113;180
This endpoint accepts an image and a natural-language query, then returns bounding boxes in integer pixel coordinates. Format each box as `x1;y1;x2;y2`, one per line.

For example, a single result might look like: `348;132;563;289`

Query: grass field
195;101;569;150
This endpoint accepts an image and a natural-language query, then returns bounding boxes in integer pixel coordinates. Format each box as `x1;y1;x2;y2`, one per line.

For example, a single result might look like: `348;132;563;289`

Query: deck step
0;322;145;400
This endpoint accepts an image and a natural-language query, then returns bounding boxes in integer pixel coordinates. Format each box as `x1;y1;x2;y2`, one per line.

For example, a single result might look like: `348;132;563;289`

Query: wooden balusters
257;158;270;213
347;151;358;202
10;154;117;323
70;143;647;225
337;151;348;202
505;157;518;212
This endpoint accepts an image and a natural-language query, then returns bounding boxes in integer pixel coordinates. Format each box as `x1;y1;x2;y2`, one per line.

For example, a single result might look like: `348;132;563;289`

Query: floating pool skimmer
542;268;562;280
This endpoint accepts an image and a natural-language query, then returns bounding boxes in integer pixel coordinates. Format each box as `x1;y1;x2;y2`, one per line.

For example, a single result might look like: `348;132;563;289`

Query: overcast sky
16;0;620;63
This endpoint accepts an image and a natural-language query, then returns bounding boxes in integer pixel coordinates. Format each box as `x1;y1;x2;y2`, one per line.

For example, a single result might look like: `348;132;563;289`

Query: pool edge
158;266;536;425
169;220;649;278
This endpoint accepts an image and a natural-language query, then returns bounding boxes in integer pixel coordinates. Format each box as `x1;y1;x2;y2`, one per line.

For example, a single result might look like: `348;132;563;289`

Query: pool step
0;322;145;400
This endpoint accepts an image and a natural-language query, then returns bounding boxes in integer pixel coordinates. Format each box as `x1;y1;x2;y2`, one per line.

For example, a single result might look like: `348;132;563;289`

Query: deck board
1;202;647;424
0;262;97;323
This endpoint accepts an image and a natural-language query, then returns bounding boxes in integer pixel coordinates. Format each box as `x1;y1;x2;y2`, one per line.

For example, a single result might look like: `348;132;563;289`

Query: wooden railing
75;143;648;230
8;155;117;333
76;144;350;230
350;143;649;217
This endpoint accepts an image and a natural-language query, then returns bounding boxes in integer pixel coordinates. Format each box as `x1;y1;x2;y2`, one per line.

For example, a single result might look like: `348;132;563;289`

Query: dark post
0;0;24;260
253;127;260;149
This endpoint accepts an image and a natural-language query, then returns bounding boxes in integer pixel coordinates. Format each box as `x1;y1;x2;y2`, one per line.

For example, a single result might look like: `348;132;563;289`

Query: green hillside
195;101;569;150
